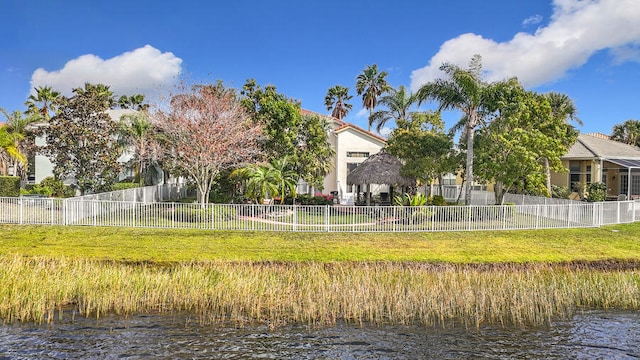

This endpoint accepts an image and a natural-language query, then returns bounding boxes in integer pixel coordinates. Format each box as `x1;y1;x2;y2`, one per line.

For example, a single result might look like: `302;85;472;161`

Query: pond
0;310;638;359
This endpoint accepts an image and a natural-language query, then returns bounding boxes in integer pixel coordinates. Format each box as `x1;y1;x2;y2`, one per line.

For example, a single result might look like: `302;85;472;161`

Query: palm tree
233;164;279;204
25;86;61;121
270;156;298;203
324;85;353;120
543;91;581;195
118;112;155;185
0;126;25;176
416;55;493;205
1;108;38;178
355;64;390;130
611;119;640;146
369;85;419;133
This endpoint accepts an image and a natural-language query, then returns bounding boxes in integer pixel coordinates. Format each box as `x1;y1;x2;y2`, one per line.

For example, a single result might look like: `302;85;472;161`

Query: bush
587;182;607;202
163;205;237;223
551;185;571;199
296;194;333;205
112;182;142;191
0;176;20;197
21;177;75;198
429;195;447;206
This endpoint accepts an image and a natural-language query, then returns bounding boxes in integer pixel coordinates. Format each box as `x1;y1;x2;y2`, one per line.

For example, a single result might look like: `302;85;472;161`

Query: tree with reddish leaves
153;82;263;205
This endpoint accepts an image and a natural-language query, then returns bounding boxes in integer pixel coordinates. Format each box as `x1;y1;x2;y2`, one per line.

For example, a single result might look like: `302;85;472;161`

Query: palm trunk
464;111;477;206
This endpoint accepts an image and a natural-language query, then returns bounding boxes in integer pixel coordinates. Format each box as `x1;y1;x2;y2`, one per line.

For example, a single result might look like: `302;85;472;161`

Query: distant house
299;109;387;204
551;133;640;200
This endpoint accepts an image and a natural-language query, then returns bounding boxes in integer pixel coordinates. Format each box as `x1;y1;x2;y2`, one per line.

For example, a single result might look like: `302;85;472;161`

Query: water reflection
0;310;638;359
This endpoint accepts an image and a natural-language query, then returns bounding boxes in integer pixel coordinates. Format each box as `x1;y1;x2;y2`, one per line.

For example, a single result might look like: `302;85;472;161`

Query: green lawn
2;222;639;264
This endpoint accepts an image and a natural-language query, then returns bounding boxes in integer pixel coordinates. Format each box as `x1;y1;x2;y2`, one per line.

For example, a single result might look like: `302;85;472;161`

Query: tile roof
300;108;387;143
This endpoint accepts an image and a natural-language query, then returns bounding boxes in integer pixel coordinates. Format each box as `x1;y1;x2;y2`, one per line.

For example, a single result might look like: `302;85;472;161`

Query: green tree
295;113;335;194
241;79;302;161
369;85;419;133
416;55;497;205
0;126;25;176
543;91;581;195
1;108;37;178
324;85;353;120
611;119;640;146
355;64;390;130
386;112;458;194
474;83;576;204
24;85;61;121
118;111;160;185
43;83;122;195
117;94;148;111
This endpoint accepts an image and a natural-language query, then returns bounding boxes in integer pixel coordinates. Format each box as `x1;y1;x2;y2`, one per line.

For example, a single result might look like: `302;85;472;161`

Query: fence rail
1;197;637;232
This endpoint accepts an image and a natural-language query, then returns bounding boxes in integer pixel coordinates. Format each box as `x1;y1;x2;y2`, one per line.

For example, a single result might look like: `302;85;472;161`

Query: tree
1;108;38;178
543;91;581;195
474;83;577;204
324;85;353;120
43;83;122;195
611;119;640;146
25;85;61;121
117;94;148;111
241;79;302;161
0;126;25;176
355;64;390;130
118;111;161;185
154;82;263;206
369;85;419;133
385;112;458;194
295;113;335;194
416;55;496;205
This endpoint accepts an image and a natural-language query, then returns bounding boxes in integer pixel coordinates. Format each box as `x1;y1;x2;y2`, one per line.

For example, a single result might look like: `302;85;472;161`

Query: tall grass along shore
1;224;639;328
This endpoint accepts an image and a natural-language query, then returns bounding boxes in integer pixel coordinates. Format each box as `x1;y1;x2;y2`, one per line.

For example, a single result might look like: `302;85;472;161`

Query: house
299;109;387;204
551;133;640;200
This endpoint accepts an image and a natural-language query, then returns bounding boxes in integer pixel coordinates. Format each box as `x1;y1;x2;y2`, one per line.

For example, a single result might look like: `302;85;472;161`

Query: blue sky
2;0;639;137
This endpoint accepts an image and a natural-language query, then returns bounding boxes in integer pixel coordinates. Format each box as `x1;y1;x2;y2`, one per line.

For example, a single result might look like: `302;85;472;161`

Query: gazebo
346;150;416;205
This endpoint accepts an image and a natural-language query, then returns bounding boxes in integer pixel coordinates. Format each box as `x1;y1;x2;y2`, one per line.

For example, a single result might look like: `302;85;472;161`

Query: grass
1;223;640;263
1;223;639;327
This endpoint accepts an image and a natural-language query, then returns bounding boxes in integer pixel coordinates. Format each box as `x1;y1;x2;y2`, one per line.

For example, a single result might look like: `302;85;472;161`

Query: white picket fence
1;196;637;232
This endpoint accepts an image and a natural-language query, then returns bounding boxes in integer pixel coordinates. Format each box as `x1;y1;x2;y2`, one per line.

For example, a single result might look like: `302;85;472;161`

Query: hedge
0;176;20;197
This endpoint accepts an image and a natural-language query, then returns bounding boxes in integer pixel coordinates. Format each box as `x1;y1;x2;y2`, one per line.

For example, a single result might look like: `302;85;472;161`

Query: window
441;173;457;185
586;165;592;184
347;163;359;174
621;174;628;195
569;161;583;191
347;152;369;158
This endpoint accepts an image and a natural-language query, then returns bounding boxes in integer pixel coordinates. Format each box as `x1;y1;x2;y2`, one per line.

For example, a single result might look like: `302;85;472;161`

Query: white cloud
522;14;543;26
355;108;368;118
410;0;640;90
30;45;182;100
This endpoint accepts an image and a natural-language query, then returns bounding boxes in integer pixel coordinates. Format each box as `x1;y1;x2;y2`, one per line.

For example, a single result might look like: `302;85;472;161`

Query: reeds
0;256;638;328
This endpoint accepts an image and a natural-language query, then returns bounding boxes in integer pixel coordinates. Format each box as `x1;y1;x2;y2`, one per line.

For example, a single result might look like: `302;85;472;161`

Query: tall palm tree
611;119;640;146
269;156;298;203
416;55;493;206
543;91;581;195
369;85;419;133
355;64;390;130
25;86;61;121
324;85;353;120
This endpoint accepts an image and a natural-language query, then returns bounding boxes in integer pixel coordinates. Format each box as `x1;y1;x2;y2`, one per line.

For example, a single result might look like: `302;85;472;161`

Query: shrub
112;182;141;191
20;177;75;198
586;182;607;202
394;193;427;206
0;176;20;197
296;194;333;205
163;205;237;223
429;195;447;206
551;185;571;199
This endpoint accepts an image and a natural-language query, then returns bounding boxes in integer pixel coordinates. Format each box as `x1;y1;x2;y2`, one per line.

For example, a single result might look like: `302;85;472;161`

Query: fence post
325;205;329;232
567;203;572;228
293;204;298;232
19;197;23;225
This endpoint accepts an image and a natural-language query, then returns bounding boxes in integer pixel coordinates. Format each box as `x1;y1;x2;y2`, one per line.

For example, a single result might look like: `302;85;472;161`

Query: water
0;310;638;359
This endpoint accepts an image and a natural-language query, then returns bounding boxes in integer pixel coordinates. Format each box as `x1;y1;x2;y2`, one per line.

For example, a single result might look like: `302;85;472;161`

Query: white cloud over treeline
30;45;182;98
410;0;640;90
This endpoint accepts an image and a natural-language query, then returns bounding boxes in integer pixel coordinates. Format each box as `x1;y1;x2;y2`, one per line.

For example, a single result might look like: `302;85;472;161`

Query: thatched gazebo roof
347;150;415;187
